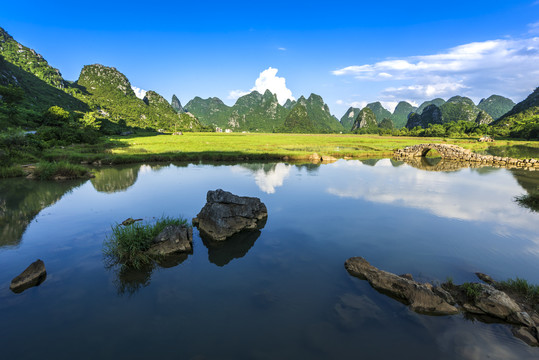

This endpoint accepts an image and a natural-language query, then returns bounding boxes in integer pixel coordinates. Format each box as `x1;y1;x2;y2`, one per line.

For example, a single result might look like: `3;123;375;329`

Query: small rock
512;327;539;347
475;272;496;285
10;259;47;293
147;225;193;256
121;218;143;226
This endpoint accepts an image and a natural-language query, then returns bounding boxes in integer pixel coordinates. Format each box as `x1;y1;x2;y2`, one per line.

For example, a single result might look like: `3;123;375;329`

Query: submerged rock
344;257;458;315
193;189;268;241
10;259;47;293
147;225;193;256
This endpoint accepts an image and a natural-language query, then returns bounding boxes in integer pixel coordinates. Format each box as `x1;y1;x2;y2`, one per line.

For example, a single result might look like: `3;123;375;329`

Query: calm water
1;159;539;359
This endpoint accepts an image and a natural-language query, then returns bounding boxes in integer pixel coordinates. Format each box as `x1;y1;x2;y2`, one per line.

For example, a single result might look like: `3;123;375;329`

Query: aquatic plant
103;216;188;269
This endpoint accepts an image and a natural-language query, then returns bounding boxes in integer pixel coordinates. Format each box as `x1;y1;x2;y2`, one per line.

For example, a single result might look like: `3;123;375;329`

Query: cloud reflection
326;159;539;237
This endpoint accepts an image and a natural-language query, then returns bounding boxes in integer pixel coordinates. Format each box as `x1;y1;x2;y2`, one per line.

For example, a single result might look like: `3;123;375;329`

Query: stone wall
394;144;539;171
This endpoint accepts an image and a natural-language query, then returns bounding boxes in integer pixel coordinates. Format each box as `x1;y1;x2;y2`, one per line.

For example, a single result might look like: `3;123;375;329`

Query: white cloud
336;99;344;105
278;47;287;51
250;67;295;105
380;101;398;113
333;36;539;103
228;89;250;100
382;82;468;100
228;67;295;105
131;86;147;99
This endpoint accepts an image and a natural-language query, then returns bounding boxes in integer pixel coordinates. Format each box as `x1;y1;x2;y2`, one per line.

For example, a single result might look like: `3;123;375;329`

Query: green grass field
43;132;539;164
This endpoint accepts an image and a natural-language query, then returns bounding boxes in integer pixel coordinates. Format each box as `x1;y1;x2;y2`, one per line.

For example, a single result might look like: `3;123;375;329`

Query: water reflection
90;165;141;193
202;230;262;267
109;253;190;296
0;178;85;248
511;169;539;212
326;159;538;235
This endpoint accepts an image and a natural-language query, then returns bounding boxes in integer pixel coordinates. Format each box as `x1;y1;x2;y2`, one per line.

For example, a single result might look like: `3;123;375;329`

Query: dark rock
193;189;268;241
147;225;193;256
10;259;47;293
344;257;458;315
512;326;539;347
475;272;496;285
121;217;142;226
399;273;414;281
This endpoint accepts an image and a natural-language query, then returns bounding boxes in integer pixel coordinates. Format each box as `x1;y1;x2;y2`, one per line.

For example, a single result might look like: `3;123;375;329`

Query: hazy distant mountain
171;94;186;113
340;107;361;131
416;98;446;114
186;91;342;133
477;95;515;120
406;104;443;128
294;94;344;132
391;101;417;129
283;98;297;110
366;102;392;123
439;96;481;123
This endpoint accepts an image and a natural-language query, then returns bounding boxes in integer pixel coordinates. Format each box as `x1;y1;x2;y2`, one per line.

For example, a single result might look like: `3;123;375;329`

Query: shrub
33;161;89;180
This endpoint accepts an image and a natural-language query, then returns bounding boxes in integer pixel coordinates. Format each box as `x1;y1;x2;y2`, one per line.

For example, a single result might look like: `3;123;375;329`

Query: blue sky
1;0;538;117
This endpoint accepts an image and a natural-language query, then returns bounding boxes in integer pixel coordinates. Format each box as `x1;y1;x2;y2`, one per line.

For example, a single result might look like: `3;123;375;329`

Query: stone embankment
394;143;539;170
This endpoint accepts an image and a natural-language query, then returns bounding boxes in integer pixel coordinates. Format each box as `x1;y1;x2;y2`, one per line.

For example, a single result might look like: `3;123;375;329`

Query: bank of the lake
43;132;539;165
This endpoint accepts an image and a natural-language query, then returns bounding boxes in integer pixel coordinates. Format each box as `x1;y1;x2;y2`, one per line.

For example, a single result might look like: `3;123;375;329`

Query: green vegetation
279;104;316;133
103;216;188;269
366;102;392;124
32;161;89;180
498;278;539;304
391;101;417;129
340;107;360;131
461;282;483;301
351;107;377;132
478;95;515;120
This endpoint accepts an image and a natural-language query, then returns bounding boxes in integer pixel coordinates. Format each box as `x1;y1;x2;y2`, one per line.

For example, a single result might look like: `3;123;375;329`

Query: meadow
45;132;539;164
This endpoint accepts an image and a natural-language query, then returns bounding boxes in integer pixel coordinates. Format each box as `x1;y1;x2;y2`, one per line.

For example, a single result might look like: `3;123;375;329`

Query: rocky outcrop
345;257;539;346
394;143;539;170
344;257;458;315
147;225;193;256
192;189;268;241
351;107;377;131
10;259;47;293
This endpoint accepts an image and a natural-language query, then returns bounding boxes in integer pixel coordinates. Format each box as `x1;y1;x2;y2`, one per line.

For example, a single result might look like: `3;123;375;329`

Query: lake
1;159;539;359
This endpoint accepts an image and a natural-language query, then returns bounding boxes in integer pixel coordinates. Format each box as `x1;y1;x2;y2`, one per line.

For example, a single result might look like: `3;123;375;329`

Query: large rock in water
147;225;193;256
193;189;268;241
10;259;47;293
345;257;458;315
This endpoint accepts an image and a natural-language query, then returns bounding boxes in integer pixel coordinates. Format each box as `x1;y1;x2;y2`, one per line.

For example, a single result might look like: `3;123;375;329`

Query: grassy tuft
103;216;188;269
461;282;483;301
33;161;89;180
498;277;539;304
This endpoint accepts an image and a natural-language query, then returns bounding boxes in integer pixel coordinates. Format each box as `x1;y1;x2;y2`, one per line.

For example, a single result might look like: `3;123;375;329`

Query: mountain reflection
0;178;85;248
